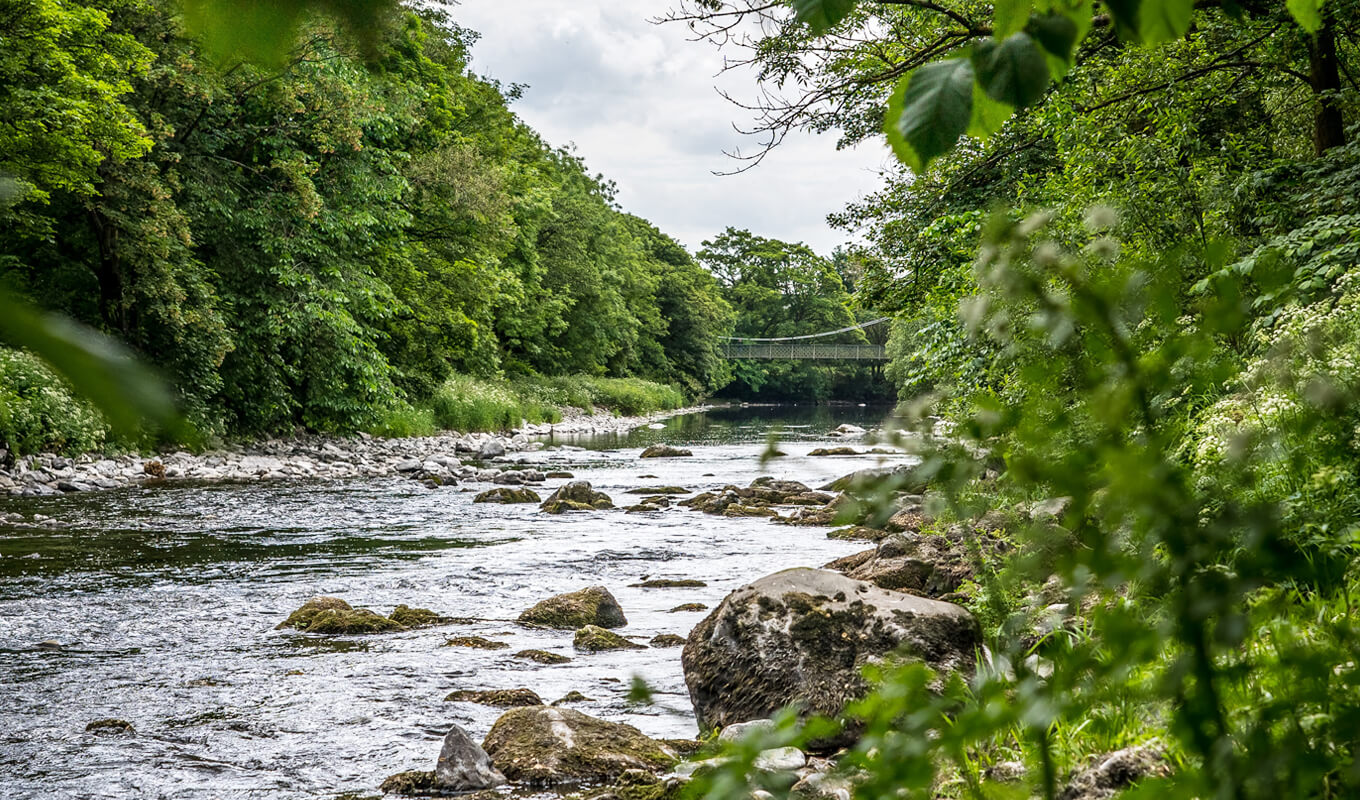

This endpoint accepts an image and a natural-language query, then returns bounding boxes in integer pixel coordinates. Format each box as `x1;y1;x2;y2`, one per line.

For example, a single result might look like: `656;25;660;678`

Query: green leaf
1286;0;1323;32
791;0;859;34
1138;0;1194;43
971;33;1051;108
180;0;392;63
968;83;1014;139
0;289;181;438
884;58;975;174
994;0;1033;37
1104;0;1142;42
1027;13;1080;60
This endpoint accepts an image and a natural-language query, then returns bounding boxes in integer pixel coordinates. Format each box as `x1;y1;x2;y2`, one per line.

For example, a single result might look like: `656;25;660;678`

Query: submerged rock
277;598;406;634
85;718;135;735
541;481;615;513
625;486;689;495
639;445;692;458
514;649;572;664
553;691;592;705
442;636;509;650
668;603;708;613
275;596;354;630
388;605;453;628
649;634;686;648
808;447;861;456
445;688;544;707
681;568;980;742
518;586;627;629
482;706;677;785
574;625;646;652
629;579;706;588
473;487;542;504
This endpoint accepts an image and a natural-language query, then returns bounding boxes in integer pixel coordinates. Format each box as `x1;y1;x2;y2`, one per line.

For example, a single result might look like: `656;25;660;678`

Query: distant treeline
0;2;733;439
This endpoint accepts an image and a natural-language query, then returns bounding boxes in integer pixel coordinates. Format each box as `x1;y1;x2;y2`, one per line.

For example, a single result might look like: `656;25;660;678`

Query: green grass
368;402;438;438
428;375;560;432
513;375;686;416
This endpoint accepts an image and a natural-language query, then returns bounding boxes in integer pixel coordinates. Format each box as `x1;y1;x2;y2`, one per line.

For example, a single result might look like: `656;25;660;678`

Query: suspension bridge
720;317;890;361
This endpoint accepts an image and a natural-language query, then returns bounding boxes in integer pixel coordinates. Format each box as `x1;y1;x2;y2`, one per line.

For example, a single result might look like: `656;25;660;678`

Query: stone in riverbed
473;487;541;504
381;723;507;796
540;481;614;513
482;706;677;785
625;486;689;494
630;579;706;588
518;586;627;629
275;596;352;629
85;718;135;735
681;568;980;743
808;447;861;456
388;605;453;628
650;634;686;648
442;636;509;650
553;691;592;705
445;688;544;707
669;603;708;613
574;625;647;652
639;445;692;458
277;597;406;634
546;471;575;479
514;649;572;664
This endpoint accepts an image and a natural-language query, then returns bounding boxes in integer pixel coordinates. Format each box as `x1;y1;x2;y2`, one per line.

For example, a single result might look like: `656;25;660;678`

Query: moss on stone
445;688;543;706
668;603;708;613
518;586;627;629
442;636;509;650
482;706;677;785
624;486;688;494
639;445;692;458
473;487;541;504
378;770;439;796
574;625;647;652
553;690;592;704
514;649;572;664
276;596;353;630
85;718;135;735
629;579;706;588
388;605;452;628
808;447;861;456
305;608;406;634
649;634;686;647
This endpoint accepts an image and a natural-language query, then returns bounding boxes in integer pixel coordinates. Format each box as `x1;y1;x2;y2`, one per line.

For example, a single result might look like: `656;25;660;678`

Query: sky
448;0;892;256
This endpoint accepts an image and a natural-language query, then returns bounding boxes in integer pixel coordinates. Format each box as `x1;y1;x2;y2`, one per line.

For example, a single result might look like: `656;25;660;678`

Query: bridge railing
722;342;887;361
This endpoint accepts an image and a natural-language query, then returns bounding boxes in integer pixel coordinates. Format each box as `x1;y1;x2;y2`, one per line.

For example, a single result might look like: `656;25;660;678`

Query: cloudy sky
448;0;892;256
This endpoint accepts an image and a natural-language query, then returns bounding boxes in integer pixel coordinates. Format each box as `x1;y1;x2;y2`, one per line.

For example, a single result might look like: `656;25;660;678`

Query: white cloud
448;0;890;255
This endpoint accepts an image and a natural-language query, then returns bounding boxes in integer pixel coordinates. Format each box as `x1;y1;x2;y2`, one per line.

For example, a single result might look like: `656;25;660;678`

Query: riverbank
0;403;714;499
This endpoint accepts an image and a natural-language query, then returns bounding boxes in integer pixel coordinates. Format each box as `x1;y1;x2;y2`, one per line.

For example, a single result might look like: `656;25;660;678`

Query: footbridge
721;317;890;361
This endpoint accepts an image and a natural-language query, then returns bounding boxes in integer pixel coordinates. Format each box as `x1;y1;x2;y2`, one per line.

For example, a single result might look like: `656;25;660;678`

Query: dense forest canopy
0;0;742;444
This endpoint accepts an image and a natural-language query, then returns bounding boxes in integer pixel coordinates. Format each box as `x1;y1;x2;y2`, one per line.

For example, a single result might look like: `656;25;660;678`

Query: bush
367;402;437;438
0;348;108;456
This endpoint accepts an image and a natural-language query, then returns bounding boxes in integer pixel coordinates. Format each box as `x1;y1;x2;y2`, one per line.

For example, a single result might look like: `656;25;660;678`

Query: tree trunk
86;206;125;334
1309;15;1345;155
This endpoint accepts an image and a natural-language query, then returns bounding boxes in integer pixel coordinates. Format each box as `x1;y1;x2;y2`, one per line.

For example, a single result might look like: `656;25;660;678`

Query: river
0;405;911;799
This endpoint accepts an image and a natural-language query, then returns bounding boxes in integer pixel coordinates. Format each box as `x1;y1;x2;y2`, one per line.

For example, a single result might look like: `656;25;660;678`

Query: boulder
818;464;928;495
640;445;692;458
446;688;544;707
519;586;627;629
575;625;646;651
388;605;453;628
276;596;353;630
629;579;706;588
668;603;708;613
625;486;689;495
824;529;1010;600
474;487;542;504
514;649;572;664
479;440;507;459
436;723;507;790
85;718;135;735
649;634;686;648
808;447;861;457
299;607;405;635
541;481;615;513
681;568;979;739
442;636;509;650
482;706;677;785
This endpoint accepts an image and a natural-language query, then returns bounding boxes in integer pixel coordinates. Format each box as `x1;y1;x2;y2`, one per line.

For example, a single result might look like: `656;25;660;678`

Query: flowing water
0;405;912;799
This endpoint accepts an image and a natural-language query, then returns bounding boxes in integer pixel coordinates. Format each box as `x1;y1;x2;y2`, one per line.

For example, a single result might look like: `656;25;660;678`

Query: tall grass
513;375;686;416
428;375;561;432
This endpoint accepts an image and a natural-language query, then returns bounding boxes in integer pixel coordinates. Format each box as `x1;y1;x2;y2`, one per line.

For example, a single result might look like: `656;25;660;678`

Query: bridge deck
723;343;887;361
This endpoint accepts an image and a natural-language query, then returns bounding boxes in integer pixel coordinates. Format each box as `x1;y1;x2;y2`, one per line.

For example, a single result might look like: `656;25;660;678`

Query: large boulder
681;568;979;739
541;481;614;513
574;625;646;651
482;706;677;785
518;586;628;629
276;597;405;634
818;464;928;495
437;723;507;790
474;487;541;504
823;530;1008;600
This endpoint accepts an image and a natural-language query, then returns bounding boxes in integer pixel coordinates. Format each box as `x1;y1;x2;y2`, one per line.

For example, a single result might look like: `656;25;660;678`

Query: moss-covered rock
514;649;572;664
808;447;861;456
629;579;706;588
276;596;354;630
582;772;688;800
553;690;592;705
625;486;689;494
482;706;678;785
546;471;575;479
818;465;929;495
388;605;454;628
649;634;686;648
518;586;627;629
824;530;1009;600
442;636;509;650
380;770;440;796
639;445;692;458
668;603;708;613
445;688;543;707
574;625;647;652
723;505;778;518
474;487;542;504
305;608;406;634
541;481;615;513
682;568;979;747
85;718;135;735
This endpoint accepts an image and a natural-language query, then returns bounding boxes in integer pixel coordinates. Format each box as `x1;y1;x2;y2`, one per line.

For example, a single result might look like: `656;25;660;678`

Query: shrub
0;348;108;456
367;402;437;438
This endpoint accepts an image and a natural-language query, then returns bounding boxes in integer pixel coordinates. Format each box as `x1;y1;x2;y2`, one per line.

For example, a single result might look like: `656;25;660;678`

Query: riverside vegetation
4;0;1360;800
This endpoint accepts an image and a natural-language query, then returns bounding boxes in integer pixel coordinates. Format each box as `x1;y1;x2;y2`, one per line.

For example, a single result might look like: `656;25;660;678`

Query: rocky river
0;405;921;799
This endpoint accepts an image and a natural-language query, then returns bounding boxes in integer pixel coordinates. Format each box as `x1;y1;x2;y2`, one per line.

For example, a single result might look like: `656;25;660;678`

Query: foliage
427;374;560;433
0;347;108;456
